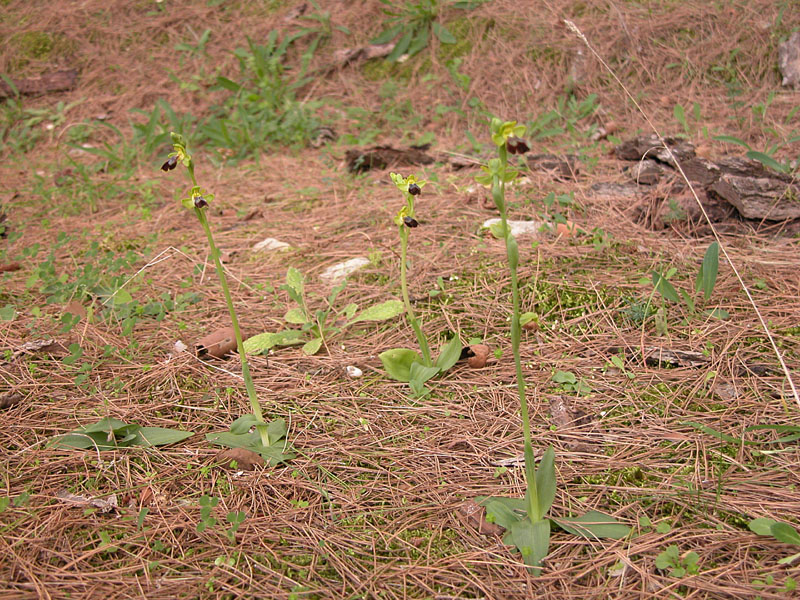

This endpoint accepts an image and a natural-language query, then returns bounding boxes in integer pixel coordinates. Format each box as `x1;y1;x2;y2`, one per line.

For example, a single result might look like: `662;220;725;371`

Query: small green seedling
225;510;247;543
197;495;219;533
379;173;462;397
473;118;629;574
370;0;483;63
161;133;291;463
244;267;404;356
51;417;191;450
655;544;700;577
648;241;729;329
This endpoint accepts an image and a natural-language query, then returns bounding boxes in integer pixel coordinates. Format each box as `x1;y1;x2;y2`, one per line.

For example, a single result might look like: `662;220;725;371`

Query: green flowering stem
399;223;433;367
494;142;539;524
195;208;270;448
166;132;269;449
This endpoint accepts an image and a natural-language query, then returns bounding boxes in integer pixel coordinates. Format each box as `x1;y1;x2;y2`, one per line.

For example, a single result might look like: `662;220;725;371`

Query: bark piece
196;327;237;359
678;157;721;186
345;145;436;173
779;31;800;89
0;69;78;98
709;175;800;221
588;182;644;200
615;134;695;165
0;262;20;273
626;159;669;185
642;347;709;369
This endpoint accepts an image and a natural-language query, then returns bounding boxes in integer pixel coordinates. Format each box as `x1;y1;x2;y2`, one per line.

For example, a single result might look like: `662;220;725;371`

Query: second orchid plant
379;173;461;398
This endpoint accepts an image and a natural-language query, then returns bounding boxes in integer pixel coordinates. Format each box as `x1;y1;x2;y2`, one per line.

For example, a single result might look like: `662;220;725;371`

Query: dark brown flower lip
506;136;530;155
161;155;178;171
193;195;208;208
403;216;419;228
408;183;421;196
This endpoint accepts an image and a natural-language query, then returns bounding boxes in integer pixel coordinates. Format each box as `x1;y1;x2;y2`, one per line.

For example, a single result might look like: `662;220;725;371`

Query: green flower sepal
490;118;526;147
181;186;214;211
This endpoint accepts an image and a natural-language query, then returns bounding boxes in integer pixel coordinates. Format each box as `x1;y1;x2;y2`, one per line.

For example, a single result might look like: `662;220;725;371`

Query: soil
1;1;799;599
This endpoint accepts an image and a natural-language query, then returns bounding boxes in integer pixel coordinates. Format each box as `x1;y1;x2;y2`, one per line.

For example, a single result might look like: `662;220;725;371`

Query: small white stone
253;237;290;252
346;365;363;378
482;218;544;237
320;257;370;283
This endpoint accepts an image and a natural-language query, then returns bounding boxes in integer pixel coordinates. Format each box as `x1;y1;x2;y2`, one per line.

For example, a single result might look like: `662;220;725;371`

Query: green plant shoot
474;118;629;574
379;173;461;397
162;133;290;463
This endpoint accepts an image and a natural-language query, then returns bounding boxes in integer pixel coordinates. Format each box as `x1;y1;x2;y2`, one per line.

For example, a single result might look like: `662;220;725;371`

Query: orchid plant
162;133;291;464
474;119;629;573
379;173;461;397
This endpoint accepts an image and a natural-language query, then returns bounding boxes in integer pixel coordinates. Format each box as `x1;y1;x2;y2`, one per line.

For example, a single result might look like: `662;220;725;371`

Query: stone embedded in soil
482;218;544;237
779;31;800;89
320;257;370;283
252;237;290;252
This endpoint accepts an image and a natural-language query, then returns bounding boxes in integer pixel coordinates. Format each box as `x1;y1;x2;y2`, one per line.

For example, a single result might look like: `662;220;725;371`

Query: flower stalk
164;133;269;448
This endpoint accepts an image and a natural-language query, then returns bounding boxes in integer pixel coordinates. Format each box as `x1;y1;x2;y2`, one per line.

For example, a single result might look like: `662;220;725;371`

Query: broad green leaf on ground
476;495;528;513
206;418;292;466
0;305;16;321
133;427;193;447
771;522;800;545
749;518;777;536
302;337;323;355
242;330;304;354
510;518;550;573
51;418;191;450
409;361;440;385
481;497;524;530
551;510;631;540
284;307;308;324
229;414;267;435
349;300;404;324
379;348;421;382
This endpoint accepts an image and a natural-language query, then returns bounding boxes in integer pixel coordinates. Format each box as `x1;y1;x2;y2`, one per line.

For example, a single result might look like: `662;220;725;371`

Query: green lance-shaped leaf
551;510;631;540
771;522;800;545
435;335;462;372
652;271;680;303
510;518;551;573
695;241;719;302
534;447;556;520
